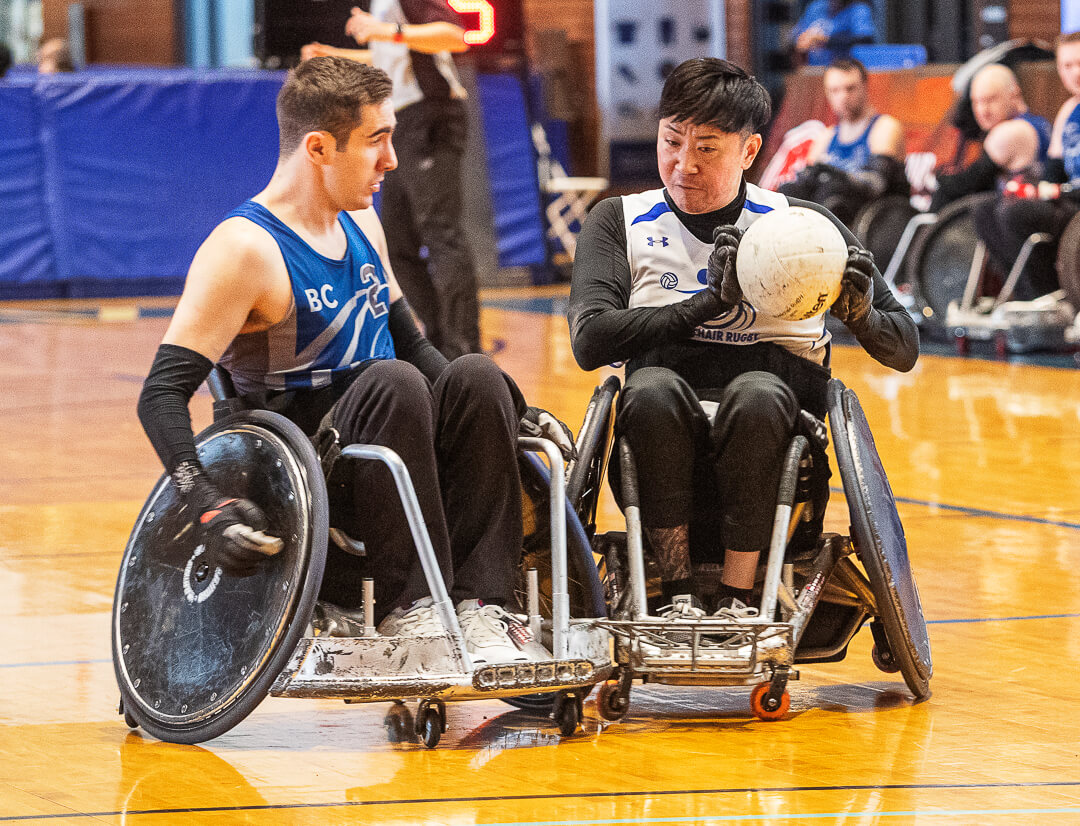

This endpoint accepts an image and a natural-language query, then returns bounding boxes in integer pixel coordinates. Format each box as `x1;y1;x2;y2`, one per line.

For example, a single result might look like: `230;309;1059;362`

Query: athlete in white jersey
569;58;918;615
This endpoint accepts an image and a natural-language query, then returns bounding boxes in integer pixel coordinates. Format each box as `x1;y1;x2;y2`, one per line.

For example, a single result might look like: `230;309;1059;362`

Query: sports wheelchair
111;368;613;748
574;375;933;723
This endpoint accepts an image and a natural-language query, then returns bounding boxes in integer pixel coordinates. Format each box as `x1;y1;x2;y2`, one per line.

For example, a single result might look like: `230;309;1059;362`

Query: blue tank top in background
219;202;396;394
821;115;880;174
1062;102;1080;184
1017;111;1052;163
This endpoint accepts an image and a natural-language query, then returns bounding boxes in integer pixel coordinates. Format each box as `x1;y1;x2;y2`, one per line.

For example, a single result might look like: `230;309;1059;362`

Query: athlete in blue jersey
137;57;569;664
790;0;877;66
569;58;917;619
932;63;1052;212
972;33;1080;300
779;58;907;226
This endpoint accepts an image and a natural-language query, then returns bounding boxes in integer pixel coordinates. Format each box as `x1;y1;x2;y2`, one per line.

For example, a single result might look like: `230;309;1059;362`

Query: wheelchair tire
112;410;328;744
906;191;997;334
503;453;607;713
565;376;620;536
1057;211;1080;308
852;195;918;281
827;380;932;700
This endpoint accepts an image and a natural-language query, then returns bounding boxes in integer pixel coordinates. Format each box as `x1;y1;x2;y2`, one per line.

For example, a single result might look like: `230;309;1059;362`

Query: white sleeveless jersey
622;183;831;365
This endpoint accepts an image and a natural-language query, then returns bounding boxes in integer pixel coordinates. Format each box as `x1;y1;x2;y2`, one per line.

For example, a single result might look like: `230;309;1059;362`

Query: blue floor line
829;486;1080;531
0;658;111;669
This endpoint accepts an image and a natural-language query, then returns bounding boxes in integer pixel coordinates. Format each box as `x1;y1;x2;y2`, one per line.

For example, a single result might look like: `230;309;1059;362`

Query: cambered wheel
596;681;629;722
749;681;790;722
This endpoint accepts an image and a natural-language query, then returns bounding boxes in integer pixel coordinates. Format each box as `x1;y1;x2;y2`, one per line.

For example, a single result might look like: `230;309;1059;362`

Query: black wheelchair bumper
113;410;329;744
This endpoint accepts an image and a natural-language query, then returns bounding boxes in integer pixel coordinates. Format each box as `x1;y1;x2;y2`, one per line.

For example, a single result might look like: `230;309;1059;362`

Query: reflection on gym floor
1;290;1079;824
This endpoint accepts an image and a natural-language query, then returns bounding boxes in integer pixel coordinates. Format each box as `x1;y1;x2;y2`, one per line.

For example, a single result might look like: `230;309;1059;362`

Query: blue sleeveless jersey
1018;111;1052;162
219;202;396;395
820;115;879;174
1062;102;1080;184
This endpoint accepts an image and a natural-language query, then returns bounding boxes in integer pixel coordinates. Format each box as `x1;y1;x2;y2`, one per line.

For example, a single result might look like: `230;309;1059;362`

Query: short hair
1058;31;1080;49
658;58;771;136
276;56;393;158
825;57;869;82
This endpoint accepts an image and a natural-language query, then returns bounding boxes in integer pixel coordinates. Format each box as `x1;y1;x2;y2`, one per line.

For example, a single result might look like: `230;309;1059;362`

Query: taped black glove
173;460;283;577
831;245;875;330
520;406;576;461
706;225;744;310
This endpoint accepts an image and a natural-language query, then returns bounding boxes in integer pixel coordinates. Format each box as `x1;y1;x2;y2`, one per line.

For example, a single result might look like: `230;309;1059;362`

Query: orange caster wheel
750;681;790;721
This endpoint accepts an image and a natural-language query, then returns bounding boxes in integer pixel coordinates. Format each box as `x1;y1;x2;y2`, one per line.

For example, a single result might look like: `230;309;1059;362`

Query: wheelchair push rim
827;379;933;699
112;410;329;744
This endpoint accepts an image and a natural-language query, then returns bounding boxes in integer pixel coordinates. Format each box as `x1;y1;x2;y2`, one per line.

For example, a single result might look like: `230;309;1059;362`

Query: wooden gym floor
1;286;1079;825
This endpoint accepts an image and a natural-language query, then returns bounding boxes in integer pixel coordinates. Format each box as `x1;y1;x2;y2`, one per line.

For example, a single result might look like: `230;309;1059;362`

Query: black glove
831;246;875;330
520;406;576;461
173;460;283;577
706;225;744;310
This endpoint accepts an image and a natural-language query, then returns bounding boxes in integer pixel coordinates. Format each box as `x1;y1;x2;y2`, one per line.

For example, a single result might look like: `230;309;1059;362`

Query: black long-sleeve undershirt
568;189;919;375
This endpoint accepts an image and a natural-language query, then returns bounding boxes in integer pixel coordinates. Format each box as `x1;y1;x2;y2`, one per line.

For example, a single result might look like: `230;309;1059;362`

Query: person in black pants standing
331;1;482;360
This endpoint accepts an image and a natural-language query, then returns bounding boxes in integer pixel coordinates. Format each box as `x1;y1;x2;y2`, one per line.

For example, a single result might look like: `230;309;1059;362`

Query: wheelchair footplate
592;616;793;681
270;620;612;702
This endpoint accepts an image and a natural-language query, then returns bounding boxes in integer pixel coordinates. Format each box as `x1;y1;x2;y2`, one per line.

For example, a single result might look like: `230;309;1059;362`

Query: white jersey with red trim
622;183;831;365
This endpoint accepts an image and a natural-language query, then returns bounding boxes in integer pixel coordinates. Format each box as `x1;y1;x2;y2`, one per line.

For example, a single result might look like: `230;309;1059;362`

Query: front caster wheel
749;681;790;722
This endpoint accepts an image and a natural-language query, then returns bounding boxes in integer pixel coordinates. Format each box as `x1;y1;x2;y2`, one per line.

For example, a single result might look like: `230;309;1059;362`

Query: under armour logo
646;236;669;247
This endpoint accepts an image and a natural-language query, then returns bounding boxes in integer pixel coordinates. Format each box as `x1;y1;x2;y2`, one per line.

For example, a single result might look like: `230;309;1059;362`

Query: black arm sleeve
568;197;724;371
930;151;1001;212
136;343;214;474
387;298;449;383
1044;156;1069;184
787;197;920;372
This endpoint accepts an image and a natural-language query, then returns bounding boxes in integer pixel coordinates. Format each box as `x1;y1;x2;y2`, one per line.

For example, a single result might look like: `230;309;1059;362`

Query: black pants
381;99;481;360
276;356;522;622
972;196;1078;300
610;367;801;558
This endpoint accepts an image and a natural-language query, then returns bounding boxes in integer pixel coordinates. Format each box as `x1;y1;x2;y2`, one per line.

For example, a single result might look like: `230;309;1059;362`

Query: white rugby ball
735;206;847;321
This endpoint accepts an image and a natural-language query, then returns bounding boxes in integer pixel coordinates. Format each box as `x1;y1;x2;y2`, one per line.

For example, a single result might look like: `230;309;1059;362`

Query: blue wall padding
0;69;284;298
475;73;547;268
0;67;541;297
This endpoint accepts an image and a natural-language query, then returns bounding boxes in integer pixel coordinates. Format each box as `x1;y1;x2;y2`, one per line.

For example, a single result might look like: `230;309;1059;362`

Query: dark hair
277;56;393;158
1058;31;1080;49
825;57;868;82
0;43;11;79
658;58;771;136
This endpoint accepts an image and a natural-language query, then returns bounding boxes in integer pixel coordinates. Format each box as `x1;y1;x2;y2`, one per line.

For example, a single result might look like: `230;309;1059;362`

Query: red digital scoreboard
448;0;523;55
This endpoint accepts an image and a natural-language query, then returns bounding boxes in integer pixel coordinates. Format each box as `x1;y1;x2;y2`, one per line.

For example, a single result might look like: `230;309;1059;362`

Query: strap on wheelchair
313;407;344;485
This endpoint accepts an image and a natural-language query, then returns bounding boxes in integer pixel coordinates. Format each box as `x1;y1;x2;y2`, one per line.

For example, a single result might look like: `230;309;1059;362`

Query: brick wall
1010;0;1063;43
43;0;179;65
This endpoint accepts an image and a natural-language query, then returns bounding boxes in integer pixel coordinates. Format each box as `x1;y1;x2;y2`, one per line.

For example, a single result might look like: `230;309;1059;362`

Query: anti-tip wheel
749;682;790;722
872;643;901;674
554;693;581;736
419;706;442;749
596;681;629;722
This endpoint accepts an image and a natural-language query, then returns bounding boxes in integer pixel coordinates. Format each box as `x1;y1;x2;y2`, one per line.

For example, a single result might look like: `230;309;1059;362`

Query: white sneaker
456;600;530;665
377;597;446;637
658;594;707;620
712;597;759;619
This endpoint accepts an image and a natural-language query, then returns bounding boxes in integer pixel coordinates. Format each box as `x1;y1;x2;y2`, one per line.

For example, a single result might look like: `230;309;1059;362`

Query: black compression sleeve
1044;157;1068;184
930;151;1001;212
568;197;724;370
787;197;920;372
137;343;214;474
387;298;449;383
